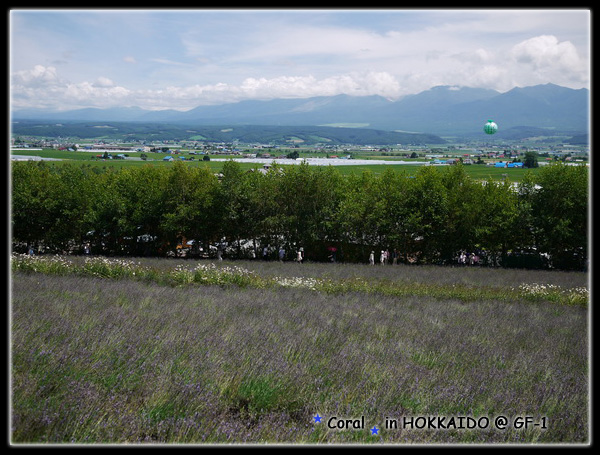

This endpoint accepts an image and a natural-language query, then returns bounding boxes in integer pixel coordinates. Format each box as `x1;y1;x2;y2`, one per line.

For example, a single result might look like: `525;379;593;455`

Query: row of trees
11;160;588;270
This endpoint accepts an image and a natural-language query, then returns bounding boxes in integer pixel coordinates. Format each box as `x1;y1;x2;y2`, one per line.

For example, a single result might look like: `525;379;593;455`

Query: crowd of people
25;237;486;268
237;245;484;267
369;249;401;266
253;245;305;263
367;249;482;266
457;251;480;266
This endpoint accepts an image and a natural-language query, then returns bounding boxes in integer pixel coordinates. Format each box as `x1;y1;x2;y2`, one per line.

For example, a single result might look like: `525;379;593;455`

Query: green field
10;149;544;181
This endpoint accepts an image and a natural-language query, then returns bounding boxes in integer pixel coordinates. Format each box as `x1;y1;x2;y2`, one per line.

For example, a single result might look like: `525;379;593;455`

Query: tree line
11;121;445;145
11;160;588;270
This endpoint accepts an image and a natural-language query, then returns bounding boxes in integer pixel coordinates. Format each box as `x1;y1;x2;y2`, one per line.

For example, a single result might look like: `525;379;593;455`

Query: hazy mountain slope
12;83;589;137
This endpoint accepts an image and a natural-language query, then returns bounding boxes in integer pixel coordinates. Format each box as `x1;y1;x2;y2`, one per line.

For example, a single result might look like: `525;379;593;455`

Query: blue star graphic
371;426;379;435
314;414;322;423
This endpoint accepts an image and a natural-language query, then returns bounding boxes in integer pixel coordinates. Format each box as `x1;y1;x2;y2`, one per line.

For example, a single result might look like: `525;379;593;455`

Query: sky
9;8;591;112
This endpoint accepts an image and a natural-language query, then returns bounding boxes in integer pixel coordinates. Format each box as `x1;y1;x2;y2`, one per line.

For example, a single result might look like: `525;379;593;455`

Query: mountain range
12;83;589;138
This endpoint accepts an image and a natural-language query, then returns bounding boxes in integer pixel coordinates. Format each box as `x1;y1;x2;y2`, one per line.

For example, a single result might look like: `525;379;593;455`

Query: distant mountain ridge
12;83;589;137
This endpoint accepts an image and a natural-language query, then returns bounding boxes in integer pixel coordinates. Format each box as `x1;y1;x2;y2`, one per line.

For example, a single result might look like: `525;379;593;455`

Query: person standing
369;251;375;265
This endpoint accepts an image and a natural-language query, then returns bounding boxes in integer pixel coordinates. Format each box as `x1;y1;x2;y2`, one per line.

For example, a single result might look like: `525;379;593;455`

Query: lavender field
11;256;589;445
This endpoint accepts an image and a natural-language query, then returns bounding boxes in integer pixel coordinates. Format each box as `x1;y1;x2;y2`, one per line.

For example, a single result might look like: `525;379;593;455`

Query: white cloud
424;34;589;93
12;65;59;86
64;82;131;104
10;66;408;110
237;72;402;100
94;76;115;88
510;35;586;83
11;66;132;110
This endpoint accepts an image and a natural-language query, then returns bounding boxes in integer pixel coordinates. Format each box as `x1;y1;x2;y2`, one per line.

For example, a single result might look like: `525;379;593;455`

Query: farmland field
11;256;589;445
10;148;545;180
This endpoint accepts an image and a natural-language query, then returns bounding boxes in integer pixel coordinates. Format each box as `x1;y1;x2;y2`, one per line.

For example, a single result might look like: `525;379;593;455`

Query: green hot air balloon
484;119;498;135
